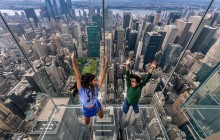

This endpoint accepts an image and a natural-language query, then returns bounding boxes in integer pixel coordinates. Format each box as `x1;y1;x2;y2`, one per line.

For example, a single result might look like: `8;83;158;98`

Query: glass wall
182;64;220;139
0;0;220;139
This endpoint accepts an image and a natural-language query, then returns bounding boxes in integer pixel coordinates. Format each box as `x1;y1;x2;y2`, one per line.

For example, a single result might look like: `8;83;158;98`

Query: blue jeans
123;99;139;114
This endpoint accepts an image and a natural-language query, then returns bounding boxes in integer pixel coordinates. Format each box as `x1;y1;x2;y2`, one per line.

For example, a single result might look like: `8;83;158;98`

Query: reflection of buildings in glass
24;8;39;28
182;64;220;138
45;0;55;18
59;0;67;16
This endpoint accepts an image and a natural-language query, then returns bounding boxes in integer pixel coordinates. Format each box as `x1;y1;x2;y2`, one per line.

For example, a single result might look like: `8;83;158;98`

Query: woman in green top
123;57;157;114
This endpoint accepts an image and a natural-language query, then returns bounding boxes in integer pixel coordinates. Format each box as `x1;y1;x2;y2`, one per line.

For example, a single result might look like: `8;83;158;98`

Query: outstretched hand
126;57;132;65
151;60;158;68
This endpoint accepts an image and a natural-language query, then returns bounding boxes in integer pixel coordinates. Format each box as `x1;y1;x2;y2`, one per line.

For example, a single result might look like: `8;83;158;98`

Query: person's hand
71;51;76;60
151;60;157;68
126;57;132;65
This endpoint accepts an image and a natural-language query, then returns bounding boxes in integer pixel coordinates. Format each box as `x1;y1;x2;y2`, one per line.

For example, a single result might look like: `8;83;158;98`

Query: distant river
0;8;157;17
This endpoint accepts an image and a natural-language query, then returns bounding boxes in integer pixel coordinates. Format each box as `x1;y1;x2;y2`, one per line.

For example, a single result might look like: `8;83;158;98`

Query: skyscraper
59;0;67;16
66;0;73;16
167;12;181;25
210;12;219;27
135;41;143;63
142;32;162;64
154;10;161;24
196;62;218;83
136;20;143;45
123;12;131;30
105;33;112;61
161;43;183;70
86;23;100;57
0;103;24;131
125;27;130;42
45;62;64;91
24;68;56;94
8;23;25;36
72;23;81;39
92;13;102;40
191;25;216;54
45;0;54;18
148;14;155;23
116;28;125;56
128;30;138;51
203;36;220;66
24;8;39;27
158;30;166;50
32;38;48;58
161;25;178;52
52;0;58;16
185;16;209;50
174;19;192;46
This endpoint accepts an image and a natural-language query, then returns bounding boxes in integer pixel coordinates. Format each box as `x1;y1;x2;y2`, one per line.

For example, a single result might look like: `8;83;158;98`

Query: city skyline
0;0;220;139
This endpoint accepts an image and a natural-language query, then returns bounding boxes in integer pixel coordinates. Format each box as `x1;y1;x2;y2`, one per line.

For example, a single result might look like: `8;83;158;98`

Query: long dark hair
70;73;96;102
81;73;96;102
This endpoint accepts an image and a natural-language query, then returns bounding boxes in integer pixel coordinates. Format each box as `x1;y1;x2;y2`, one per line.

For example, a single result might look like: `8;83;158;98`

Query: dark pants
123;99;139;114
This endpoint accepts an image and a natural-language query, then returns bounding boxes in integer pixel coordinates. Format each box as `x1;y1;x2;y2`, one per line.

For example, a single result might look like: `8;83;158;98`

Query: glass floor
28;100;168;140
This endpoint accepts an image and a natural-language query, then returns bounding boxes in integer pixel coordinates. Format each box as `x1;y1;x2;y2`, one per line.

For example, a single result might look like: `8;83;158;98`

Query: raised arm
125;57;131;87
98;56;109;90
140;60;157;88
148;60;157;74
72;51;81;90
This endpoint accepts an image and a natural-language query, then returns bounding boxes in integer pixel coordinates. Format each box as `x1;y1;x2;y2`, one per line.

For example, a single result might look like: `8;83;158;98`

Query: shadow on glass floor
29;102;168;140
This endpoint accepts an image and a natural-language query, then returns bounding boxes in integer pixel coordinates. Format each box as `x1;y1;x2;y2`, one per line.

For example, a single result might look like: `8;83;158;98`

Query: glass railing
0;0;220;139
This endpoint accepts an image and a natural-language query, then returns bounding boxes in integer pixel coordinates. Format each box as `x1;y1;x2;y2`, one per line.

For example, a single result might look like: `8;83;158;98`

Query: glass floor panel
29;104;168;140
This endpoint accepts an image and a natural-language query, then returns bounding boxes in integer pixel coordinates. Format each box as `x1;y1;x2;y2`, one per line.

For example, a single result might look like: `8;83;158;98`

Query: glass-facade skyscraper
86;23;100;57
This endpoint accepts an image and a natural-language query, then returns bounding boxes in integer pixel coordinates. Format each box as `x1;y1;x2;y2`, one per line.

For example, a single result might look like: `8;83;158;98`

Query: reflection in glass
182;63;220;138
